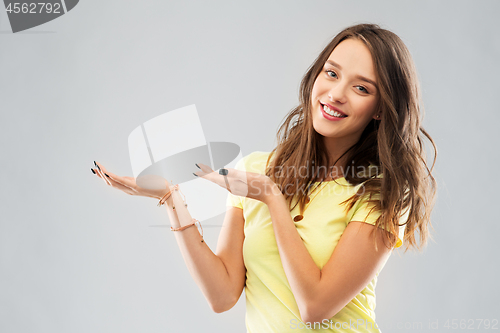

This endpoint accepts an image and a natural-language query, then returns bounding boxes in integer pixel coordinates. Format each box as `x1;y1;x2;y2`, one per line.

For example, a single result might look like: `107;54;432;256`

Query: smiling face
311;38;380;155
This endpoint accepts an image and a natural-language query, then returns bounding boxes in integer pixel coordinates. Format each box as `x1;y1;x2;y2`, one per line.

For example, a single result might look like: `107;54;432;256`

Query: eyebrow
325;60;378;88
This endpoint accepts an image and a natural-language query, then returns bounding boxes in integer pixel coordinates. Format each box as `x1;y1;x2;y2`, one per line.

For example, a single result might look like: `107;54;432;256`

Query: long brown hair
264;23;437;252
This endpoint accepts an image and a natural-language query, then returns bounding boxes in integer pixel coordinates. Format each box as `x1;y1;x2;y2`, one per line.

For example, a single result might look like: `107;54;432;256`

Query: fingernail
104;173;110;178
91;168;96;174
195;163;200;169
94;162;101;171
219;168;228;176
193;173;199;177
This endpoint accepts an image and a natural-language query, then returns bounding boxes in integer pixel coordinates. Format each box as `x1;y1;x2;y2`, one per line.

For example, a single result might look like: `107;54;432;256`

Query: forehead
327;39;376;80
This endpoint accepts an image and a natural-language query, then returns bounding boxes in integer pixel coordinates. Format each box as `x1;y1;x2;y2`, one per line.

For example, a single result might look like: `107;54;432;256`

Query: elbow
300;303;319;324
210;304;228;314
210;303;230;314
209;296;238;314
301;302;339;325
302;314;332;326
301;314;324;326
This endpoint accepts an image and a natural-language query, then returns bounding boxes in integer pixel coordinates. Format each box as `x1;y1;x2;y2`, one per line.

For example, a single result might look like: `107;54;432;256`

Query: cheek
367;98;379;115
355;98;378;116
311;79;321;100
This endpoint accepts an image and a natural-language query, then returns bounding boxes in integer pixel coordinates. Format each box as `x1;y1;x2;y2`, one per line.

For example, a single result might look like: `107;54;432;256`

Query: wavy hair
264;23;437;252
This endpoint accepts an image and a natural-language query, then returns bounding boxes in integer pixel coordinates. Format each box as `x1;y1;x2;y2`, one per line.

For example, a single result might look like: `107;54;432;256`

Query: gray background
1;0;499;332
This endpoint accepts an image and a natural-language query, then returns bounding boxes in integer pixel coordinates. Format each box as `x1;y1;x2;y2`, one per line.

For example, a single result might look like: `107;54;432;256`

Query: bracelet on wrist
170;218;204;243
158;184;203;242
157;184;188;208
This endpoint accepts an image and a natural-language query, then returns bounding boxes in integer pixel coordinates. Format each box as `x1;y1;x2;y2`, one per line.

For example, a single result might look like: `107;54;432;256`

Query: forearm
266;192;322;321
163;187;237;312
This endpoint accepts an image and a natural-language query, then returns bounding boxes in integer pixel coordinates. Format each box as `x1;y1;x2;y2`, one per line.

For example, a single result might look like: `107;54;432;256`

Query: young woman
91;24;437;332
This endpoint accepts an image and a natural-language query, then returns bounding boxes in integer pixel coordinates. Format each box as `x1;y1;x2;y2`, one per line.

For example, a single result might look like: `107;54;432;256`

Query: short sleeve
225;155;247;210
350;195;382;226
226;189;243;209
350;195;408;249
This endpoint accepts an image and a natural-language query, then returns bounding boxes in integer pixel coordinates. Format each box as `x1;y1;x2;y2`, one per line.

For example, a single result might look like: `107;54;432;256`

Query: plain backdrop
1;1;499;332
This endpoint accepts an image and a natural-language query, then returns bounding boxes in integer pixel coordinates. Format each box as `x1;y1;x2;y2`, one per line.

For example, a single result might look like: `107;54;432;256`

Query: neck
321;136;359;180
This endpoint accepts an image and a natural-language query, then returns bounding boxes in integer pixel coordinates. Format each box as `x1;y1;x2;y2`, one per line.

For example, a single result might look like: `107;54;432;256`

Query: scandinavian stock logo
3;0;79;33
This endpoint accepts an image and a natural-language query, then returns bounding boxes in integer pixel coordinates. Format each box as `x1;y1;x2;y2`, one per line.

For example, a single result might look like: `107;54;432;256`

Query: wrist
151;182;175;200
149;188;170;200
153;180;173;199
264;183;283;205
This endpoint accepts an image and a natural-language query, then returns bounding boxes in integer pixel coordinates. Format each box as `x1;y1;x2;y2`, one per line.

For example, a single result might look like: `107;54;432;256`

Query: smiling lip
320;102;348;121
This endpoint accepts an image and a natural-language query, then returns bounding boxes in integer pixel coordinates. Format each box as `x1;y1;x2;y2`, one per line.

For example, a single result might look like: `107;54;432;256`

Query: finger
194;163;222;189
92;166;142;195
94;161;129;188
195;163;246;180
91;163;109;185
219;168;248;183
93;163;138;193
94;161;109;174
100;169;128;186
95;171;112;187
216;166;249;184
195;163;215;175
194;163;219;181
93;161;108;182
194;164;243;193
94;161;111;186
221;170;232;193
105;173;139;194
103;173;139;195
217;168;255;197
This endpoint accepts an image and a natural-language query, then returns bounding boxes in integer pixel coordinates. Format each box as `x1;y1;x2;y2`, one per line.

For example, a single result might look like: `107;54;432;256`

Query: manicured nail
193;173;198;177
104;173;110;178
94;161;101;171
195;163;200;169
219;168;228;176
91;168;96;174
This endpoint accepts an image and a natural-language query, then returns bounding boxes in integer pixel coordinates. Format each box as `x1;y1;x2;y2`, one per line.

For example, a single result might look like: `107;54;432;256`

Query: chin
312;123;337;138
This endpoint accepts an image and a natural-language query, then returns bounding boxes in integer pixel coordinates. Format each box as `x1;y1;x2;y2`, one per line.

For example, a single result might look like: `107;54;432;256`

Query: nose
327;82;347;104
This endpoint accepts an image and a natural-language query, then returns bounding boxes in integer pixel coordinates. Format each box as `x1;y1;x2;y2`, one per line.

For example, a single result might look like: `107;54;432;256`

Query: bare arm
266;192;394;323
179;161;394;323
166;188;246;313
92;162;246;313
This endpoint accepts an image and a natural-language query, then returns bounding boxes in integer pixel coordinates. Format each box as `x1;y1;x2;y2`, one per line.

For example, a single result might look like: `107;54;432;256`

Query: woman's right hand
91;161;170;200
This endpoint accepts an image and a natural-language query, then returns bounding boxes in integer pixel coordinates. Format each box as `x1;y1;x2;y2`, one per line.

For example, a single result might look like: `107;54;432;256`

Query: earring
376;114;381;119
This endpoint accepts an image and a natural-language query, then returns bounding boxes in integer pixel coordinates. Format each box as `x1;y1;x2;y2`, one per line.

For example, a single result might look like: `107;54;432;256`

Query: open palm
193;163;280;205
91;161;169;199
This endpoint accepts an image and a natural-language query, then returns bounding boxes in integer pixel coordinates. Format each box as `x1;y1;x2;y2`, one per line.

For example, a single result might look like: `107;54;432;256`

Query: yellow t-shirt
226;151;407;333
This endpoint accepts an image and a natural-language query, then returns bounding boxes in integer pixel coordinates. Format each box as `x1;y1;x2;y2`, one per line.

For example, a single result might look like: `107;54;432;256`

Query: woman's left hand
194;163;281;205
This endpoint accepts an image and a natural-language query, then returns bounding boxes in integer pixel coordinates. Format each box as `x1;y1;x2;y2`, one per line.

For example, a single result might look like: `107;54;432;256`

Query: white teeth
323;105;346;118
